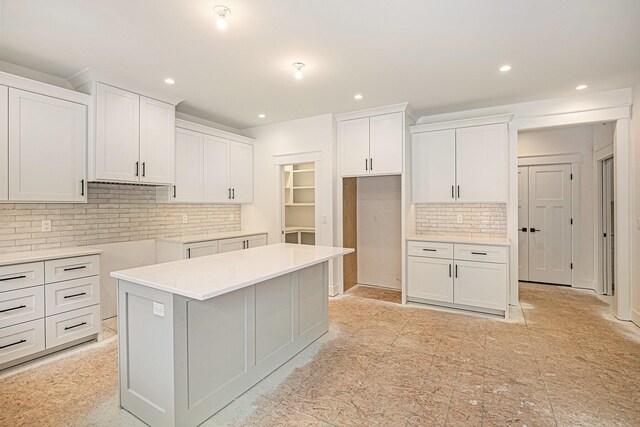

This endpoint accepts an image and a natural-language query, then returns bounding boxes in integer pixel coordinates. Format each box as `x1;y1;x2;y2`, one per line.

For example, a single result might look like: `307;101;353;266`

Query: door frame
594;144;615;295
509;108;632;321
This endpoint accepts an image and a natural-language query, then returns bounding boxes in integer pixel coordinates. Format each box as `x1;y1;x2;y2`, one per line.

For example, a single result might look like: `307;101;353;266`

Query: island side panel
118;280;176;427
298;263;328;341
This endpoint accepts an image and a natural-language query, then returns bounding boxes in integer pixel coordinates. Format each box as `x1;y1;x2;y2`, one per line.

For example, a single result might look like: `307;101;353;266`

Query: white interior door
528;164;572;285
369;112;402;175
339;117;370;177
602;158;615;295
518;166;529;281
411;130;456;203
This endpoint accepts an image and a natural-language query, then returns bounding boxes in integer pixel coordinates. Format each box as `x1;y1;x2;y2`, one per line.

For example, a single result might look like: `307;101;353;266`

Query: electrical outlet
372;215;377;221
457;214;463;224
41;220;52;232
182;215;188;224
153;302;165;317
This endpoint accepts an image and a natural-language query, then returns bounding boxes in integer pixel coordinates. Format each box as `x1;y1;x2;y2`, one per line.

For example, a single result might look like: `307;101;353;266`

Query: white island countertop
0;246;103;267
111;243;353;300
156;230;268;244
407;234;510;246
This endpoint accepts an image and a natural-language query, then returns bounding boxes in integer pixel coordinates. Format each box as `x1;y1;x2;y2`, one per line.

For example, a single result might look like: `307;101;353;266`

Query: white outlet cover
182;215;188;224
457;214;463;224
41;219;52;232
153;302;165;317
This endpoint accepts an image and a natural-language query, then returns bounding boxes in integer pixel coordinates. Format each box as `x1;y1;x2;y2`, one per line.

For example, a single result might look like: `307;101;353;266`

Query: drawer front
45;255;100;283
454;244;507;264
407;241;453;259
45;304;101;349
0;262;44;293
0;286;44;329
45;276;101;316
0;319;45;365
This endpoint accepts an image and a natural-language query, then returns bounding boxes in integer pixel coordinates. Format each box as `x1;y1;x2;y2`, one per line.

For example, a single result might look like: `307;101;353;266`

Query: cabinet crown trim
410;114;513;134
0;71;91;106
335;102;414;122
176;119;254;144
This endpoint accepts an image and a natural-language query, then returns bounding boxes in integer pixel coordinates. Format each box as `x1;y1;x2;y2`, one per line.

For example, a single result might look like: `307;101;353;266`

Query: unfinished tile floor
1;283;639;426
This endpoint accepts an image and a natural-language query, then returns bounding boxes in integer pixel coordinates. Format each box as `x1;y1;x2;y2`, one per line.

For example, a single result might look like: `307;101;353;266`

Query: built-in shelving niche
283;163;315;245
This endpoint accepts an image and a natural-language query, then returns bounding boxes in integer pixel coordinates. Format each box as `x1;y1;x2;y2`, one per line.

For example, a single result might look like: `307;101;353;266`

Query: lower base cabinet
454;260;507;311
157;232;268;262
0;319;45;365
407;256;453;303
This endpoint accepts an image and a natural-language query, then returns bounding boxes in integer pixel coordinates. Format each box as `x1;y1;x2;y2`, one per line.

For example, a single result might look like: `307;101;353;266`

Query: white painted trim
0;71;91;105
329;281;342;297
335;102;411;122
511;106;630;131
176;119;254;144
632;308;640;327
272;150;322;165
518;153;582;166
594;145;614;161
410;114;513;134
68;68;184;106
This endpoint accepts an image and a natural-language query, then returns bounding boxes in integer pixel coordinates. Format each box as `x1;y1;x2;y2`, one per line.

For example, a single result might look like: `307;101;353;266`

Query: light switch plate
41;219;52;232
457;214;463;224
153;302;165;317
182;215;188;224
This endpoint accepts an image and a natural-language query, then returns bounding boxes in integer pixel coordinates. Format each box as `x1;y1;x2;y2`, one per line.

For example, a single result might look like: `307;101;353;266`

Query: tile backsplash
0;183;241;253
415;203;507;237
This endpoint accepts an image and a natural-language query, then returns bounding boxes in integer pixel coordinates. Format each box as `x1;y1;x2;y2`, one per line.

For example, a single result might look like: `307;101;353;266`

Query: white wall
356;175;402;289
631;83;640;326
518;124;613;290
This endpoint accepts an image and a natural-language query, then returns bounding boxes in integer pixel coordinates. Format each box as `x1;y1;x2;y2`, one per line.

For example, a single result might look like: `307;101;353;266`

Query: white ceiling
1;0;639;129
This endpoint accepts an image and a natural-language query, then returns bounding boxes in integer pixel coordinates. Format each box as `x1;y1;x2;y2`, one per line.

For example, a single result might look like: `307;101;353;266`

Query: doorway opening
599;156;615;296
342;175;402;304
281;162;316;245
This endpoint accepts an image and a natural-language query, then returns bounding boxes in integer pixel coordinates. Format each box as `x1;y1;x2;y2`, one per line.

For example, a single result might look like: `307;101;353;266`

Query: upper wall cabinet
337;104;411;177
411;120;509;203
0;72;91;203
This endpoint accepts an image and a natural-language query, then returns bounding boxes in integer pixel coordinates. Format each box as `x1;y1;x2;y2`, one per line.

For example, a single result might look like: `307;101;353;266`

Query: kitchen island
111;243;353;427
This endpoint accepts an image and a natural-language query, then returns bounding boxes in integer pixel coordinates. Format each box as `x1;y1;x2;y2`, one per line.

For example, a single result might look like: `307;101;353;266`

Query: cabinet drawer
45;276;100;316
0;286;44;329
45;304;101;349
0;319;45;365
45;255;100;283
454;244;507;264
407;241;453;259
0;262;44;292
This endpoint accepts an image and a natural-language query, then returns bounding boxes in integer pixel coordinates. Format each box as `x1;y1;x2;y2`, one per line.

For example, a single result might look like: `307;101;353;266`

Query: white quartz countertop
156;230;268;244
0;247;103;266
111;243;354;300
407;235;511;246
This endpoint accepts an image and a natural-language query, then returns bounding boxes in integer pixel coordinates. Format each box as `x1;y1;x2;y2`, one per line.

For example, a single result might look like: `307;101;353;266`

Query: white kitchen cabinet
218;237;246;253
0;85;7;201
173;128;204;203
203;135;231;202
156;232;267;263
8;88;87;202
411;129;456;203
139;96;175;184
185;241;218;259
246;234;267;249
454;260;507;311
407;256;453;303
411;122;507;203
339;112;403;177
229;141;253;202
95;83;140;182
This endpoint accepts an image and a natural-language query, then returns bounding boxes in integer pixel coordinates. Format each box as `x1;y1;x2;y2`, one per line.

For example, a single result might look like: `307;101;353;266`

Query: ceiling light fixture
499;65;512;72
354;94;363;100
292;62;305;80
164;78;175;85
576;84;588;90
214;5;230;30
258;114;266;119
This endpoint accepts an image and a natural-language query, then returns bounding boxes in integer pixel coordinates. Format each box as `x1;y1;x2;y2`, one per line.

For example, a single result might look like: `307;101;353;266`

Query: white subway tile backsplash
415;203;506;237
0;183;241;253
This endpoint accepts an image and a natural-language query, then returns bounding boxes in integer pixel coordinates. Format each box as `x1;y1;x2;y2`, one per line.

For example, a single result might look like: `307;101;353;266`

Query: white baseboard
631;308;640;327
572;279;596;291
329;281;343;297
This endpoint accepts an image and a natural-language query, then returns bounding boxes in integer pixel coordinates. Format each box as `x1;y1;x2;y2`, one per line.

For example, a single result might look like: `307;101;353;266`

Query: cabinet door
411;130;456;203
369;112;403;175
217;237;245;253
454;260;506;310
229;142;253;203
95;83;140;182
246;234;267;249
186;241;218;259
339;117;370;177
139;96;175;184
407;256;453;303
203;135;230;202
8;89;86;202
174;128;204;203
0;85;7;201
455;124;507;202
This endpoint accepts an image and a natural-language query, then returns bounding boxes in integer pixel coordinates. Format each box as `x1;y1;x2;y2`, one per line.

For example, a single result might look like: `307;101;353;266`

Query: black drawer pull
0;339;26;349
63;292;87;299
422;248;437;252
63;266;87;272
0;275;27;282
0;304;26;313
471;252;487;255
521;227;527;232
64;322;87;331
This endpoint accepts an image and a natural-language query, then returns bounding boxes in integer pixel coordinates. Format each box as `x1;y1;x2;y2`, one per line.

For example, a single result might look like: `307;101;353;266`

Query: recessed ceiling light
576;84;588;90
354;94;363;100
499;65;512;72
214;5;230;30
292;62;305;80
164;78;175;85
258;114;266;119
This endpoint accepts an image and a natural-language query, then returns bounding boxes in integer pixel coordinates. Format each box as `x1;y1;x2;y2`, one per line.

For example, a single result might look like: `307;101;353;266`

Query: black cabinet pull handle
455;264;458;278
81;179;85;196
451;185;454;199
64;292;87;299
187;248;191;259
173;185;177;198
64;322;87;331
0;304;26;313
449;264;452;278
471;252;487;256
228;188;231;199
530;228;541;232
135;161;139;176
521;227;527;232
232;188;235;199
370;158;373;171
365;159;368;171
63;265;87;272
0;275;26;282
422;248;437;252
457;185;460;198
142;162;146;177
0;339;26;349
